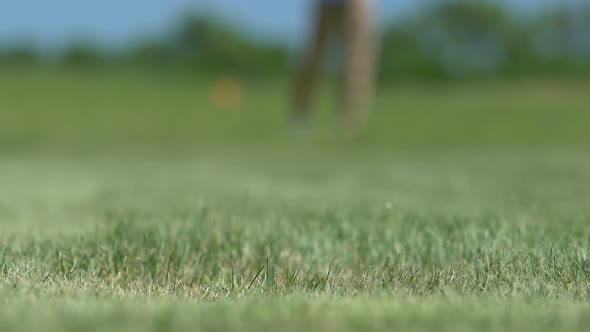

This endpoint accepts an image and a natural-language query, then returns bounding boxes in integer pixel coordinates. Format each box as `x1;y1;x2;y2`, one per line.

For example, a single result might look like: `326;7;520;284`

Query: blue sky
0;0;567;49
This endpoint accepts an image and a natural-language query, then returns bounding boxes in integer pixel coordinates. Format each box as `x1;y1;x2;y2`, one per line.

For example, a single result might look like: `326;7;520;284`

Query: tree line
1;2;589;80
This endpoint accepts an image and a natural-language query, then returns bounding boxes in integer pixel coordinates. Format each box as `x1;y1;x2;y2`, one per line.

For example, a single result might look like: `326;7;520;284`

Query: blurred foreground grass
1;69;590;331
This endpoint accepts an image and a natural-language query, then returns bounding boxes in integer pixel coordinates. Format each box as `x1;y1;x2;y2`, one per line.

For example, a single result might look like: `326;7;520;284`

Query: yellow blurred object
210;77;242;111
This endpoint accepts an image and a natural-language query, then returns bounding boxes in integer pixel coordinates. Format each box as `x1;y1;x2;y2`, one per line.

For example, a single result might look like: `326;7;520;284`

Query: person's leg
342;0;378;131
292;4;343;129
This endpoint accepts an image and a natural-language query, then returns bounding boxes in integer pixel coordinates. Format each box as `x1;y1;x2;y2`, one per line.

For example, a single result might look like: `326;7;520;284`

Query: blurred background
3;0;589;79
1;0;589;152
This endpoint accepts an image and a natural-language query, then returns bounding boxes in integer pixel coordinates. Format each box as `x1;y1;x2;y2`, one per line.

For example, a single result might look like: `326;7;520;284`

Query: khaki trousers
294;0;378;130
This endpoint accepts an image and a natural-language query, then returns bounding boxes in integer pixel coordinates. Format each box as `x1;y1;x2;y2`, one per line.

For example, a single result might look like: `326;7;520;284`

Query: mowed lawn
1;69;590;331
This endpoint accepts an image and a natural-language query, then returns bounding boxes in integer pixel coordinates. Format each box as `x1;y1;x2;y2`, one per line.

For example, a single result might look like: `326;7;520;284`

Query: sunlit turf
1;69;590;331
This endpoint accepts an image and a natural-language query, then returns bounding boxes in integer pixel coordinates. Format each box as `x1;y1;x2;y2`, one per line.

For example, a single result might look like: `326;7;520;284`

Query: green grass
1;69;590;331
